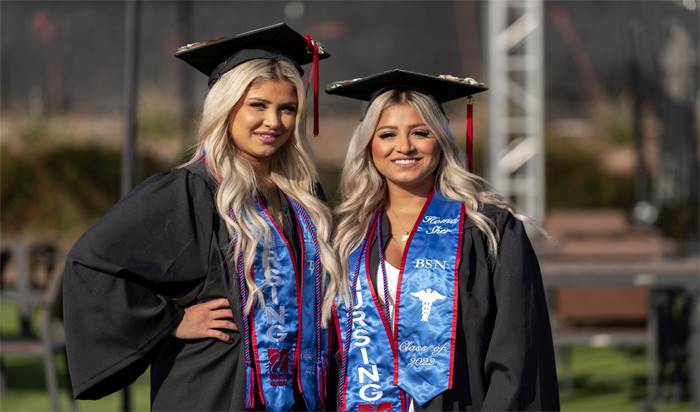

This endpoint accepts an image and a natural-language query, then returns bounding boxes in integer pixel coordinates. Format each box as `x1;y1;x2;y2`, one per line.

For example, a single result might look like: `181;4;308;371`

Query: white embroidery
410;289;446;321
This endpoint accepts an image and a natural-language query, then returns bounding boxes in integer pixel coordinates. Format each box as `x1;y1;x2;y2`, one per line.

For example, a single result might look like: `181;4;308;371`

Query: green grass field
1;303;695;412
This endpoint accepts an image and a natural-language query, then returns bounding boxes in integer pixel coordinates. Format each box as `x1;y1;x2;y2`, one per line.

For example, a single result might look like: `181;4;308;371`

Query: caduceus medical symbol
410;289;446;322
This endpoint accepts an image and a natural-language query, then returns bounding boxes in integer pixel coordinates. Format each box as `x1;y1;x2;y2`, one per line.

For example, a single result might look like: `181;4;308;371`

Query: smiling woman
229;79;298;163
371;103;442;193
328;70;560;411
62;23;343;412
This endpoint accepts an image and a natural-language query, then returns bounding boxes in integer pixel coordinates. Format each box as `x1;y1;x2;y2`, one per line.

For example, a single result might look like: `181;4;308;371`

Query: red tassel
466;97;474;173
303;35;320;136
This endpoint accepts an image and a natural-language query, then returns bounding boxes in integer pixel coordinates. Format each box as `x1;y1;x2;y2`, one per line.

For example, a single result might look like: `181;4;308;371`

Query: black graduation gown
359;205;560;411
63;161;329;411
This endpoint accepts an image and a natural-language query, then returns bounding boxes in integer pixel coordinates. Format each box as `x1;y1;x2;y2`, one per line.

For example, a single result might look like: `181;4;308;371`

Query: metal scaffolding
487;0;545;224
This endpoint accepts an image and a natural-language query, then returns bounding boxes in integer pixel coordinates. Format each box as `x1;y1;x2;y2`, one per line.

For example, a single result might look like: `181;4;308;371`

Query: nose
396;131;415;154
262;108;281;129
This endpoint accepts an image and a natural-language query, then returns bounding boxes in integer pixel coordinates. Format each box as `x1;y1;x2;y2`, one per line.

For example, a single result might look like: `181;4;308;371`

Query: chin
387;176;424;187
253;149;278;159
385;171;436;189
254;143;284;156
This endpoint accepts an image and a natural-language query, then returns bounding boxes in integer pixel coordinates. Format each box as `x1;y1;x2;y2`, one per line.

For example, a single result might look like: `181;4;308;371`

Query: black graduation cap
175;22;329;86
175;22;329;135
326;69;488;172
326;69;487;104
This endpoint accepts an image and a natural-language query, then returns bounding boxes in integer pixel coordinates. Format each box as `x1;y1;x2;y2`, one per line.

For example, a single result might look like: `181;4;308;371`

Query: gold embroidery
176;36;227;53
438;74;483;86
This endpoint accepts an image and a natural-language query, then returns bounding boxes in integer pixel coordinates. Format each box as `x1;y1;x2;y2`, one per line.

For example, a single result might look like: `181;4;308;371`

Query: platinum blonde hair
186;58;344;325
334;90;516;277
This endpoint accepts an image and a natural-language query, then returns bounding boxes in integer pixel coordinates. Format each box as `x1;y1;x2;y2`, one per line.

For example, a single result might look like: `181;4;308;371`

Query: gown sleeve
481;211;560;411
63;168;215;400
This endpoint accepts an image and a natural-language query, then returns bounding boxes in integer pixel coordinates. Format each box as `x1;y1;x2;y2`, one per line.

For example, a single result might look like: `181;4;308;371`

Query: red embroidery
267;348;291;386
358;403;392;412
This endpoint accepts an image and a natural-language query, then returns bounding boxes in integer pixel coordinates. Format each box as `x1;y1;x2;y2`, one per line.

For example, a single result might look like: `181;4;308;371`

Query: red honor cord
466;98;474;173
303;35;320;136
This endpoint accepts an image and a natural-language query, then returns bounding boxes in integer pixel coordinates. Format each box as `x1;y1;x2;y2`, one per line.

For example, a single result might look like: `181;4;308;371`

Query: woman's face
228;79;298;161
370;102;442;191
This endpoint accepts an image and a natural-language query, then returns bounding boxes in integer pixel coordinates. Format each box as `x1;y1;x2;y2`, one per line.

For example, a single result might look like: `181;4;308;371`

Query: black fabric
63;160;331;411
326;69;487;104
174;22;330;87
361;205;560;411
210;49;306;85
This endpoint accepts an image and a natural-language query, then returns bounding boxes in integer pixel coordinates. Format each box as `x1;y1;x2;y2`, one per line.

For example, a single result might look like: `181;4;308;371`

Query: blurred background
1;1;698;411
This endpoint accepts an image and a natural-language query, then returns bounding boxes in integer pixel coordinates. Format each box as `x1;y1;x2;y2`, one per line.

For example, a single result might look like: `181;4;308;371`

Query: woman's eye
378;132;395;139
249;102;266;110
281;106;297;114
413;130;430;137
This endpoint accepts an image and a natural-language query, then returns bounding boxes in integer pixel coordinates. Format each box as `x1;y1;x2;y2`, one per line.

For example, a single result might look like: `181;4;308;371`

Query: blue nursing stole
337;192;464;411
247;196;326;412
395;192;463;405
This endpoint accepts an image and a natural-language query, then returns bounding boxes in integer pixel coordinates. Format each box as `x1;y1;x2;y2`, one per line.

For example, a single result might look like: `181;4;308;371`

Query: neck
244;154;273;190
385;178;433;214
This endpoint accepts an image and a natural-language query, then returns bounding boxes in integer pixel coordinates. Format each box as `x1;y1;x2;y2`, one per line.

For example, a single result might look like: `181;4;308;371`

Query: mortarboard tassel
466;96;474;173
303;35;320;136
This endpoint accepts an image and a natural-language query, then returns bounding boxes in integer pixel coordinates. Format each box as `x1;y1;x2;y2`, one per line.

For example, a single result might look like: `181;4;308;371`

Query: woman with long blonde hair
63;24;342;411
328;70;559;411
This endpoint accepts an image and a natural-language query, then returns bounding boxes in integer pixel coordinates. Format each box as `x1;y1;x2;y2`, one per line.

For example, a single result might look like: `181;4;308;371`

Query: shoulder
69;162;219;259
465;203;530;258
124;161;216;204
465;203;516;233
67;163;220;284
182;160;219;193
86;162;218;237
479;204;517;234
478;204;534;262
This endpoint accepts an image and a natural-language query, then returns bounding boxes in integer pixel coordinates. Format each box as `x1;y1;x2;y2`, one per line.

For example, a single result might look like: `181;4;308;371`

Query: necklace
387;208;414;242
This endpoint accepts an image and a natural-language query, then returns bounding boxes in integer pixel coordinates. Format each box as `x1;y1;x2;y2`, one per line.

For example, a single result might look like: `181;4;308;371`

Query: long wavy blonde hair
334;90;516;277
186;58;343;325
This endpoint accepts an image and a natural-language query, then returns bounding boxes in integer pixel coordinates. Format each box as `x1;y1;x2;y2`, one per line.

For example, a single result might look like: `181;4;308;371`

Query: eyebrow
245;97;298;106
376;123;427;130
